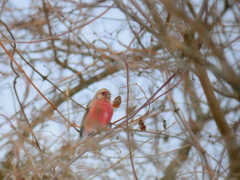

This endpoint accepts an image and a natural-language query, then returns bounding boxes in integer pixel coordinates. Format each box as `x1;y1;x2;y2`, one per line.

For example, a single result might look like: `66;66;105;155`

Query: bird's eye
101;92;105;95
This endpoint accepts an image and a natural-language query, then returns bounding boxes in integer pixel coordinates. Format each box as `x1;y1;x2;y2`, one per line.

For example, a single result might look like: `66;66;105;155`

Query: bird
79;88;114;138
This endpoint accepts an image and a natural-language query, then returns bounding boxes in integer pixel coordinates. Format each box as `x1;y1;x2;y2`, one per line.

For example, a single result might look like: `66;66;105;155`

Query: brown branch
194;63;240;178
161;72;212;180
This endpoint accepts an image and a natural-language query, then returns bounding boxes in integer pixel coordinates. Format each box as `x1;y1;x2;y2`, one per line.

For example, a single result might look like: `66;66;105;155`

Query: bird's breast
89;100;113;126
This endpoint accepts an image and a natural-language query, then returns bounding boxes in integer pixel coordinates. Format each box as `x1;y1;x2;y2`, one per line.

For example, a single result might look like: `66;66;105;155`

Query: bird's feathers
79;88;113;138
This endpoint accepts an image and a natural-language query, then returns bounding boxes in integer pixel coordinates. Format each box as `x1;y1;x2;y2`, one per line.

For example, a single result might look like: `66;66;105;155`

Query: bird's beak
107;92;111;98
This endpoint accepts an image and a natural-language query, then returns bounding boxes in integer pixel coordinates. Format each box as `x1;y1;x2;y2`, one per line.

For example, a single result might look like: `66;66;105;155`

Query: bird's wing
79;100;92;137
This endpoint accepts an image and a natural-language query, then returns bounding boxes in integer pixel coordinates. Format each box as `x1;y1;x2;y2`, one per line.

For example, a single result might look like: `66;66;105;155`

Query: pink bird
80;88;113;138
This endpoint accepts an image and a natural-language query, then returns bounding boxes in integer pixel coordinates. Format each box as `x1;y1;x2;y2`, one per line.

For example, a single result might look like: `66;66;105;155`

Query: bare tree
0;0;239;179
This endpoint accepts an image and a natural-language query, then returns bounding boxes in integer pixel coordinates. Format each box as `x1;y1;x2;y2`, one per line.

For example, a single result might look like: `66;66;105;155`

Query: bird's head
95;88;112;100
